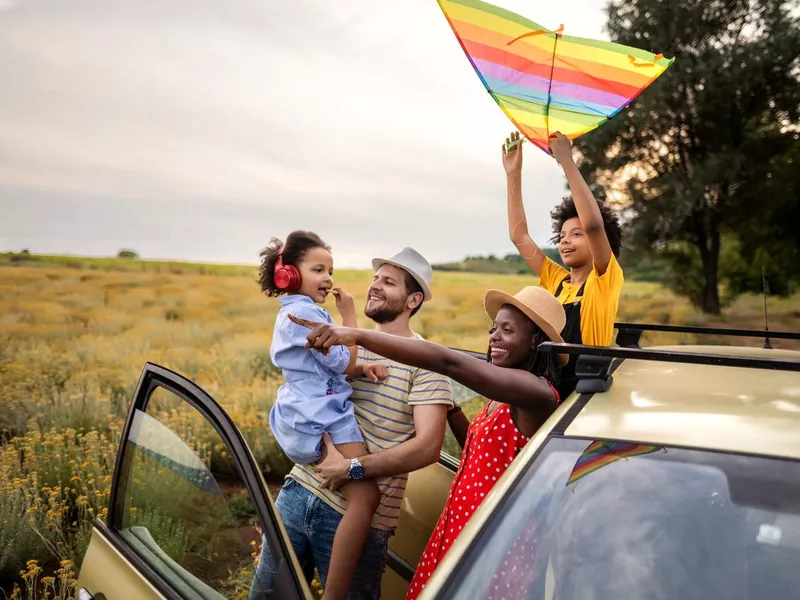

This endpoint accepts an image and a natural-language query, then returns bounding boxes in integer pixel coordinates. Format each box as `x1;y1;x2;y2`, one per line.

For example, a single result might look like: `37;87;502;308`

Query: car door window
116;388;259;598
105;365;308;600
441;377;484;463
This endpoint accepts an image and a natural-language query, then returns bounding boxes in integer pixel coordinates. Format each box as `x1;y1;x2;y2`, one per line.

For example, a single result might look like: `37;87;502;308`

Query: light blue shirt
268;295;362;464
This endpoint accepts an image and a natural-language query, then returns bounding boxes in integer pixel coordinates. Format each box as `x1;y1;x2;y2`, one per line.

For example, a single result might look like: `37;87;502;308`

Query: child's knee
366;483;380;510
349;481;380;512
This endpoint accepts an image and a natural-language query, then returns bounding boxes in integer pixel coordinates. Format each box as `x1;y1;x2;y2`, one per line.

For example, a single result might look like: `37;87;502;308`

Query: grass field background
2;253;799;598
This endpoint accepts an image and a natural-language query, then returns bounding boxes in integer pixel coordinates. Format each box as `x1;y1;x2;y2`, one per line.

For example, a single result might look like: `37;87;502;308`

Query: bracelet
447;405;463;416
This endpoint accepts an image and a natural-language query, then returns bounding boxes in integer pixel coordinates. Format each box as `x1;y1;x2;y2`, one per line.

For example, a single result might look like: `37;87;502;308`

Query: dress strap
547;380;562;405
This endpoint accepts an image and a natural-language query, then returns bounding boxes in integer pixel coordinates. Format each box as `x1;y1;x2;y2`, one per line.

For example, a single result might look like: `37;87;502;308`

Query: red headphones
274;248;302;293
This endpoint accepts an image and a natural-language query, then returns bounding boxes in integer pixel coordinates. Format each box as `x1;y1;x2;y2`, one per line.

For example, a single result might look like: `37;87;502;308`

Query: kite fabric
566;440;665;487
436;0;675;152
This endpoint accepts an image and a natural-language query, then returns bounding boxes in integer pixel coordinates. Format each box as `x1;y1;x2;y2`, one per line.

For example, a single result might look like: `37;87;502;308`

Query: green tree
117;249;140;259
726;132;800;297
576;0;800;314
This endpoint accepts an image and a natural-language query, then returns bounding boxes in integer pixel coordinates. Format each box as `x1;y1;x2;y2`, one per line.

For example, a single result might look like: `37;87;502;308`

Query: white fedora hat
372;247;433;301
484;286;568;366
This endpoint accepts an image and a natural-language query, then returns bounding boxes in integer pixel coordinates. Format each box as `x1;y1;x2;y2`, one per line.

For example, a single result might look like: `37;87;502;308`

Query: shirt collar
279;294;314;307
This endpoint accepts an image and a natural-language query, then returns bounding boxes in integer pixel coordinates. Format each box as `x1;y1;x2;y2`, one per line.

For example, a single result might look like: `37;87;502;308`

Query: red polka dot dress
405;397;548;600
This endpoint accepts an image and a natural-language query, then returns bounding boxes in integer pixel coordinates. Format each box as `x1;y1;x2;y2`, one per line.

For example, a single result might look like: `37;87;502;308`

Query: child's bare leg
321;441;380;600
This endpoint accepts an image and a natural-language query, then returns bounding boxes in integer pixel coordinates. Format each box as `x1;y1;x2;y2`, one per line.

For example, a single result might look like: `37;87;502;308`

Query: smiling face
559;216;592;268
296;246;334;304
365;264;421;324
488;305;539;369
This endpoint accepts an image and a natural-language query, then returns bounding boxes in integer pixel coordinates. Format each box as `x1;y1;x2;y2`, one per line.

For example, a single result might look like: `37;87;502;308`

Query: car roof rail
614;322;800;349
538;342;800;374
574;354;615;393
451;345;618;393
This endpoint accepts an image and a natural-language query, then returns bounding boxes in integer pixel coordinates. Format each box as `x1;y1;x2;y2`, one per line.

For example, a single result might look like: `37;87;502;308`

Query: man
251;247;454;600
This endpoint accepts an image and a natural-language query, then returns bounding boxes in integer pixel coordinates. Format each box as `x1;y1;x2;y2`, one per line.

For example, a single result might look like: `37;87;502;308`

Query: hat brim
371;258;432;301
483;289;568;366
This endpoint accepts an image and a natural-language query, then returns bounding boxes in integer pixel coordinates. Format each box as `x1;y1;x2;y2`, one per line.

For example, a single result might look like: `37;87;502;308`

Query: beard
364;295;406;324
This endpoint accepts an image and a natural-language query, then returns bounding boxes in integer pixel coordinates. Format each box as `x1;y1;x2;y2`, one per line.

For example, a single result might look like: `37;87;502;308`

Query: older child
502;131;624;399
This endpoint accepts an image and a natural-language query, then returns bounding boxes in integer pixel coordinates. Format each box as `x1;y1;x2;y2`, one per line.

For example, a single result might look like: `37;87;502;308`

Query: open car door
77;363;311;600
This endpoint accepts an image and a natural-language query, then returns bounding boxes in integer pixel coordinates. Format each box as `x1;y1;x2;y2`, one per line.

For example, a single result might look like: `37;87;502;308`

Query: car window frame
102;361;310;600
438;347;488;468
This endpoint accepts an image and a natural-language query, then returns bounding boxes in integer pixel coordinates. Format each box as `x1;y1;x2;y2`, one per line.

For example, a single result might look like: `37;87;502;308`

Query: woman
503;131;624;400
288;286;567;599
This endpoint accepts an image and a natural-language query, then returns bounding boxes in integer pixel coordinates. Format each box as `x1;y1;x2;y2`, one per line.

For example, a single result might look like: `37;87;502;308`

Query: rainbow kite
566;441;665;487
436;0;674;152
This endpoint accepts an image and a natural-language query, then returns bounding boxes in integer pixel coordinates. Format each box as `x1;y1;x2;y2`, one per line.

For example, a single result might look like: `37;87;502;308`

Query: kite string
544;32;560;141
505;25;563;141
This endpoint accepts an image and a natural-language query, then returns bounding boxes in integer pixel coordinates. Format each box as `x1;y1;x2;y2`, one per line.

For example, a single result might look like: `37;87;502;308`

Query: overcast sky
0;0;609;267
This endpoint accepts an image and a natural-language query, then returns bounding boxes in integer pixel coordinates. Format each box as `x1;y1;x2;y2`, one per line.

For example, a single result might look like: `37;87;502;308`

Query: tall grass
1;257;798;597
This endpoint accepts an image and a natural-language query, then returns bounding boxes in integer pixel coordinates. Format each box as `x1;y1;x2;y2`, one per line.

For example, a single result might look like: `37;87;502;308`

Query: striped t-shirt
288;340;454;531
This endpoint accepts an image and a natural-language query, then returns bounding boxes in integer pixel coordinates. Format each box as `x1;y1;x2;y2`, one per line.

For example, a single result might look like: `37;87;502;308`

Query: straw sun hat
483;286;568;366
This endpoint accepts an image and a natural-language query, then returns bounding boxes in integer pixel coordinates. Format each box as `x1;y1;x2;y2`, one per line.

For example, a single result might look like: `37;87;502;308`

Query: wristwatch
348;457;365;481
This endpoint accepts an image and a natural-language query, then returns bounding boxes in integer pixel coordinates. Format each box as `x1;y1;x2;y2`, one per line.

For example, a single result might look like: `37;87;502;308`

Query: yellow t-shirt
538;254;624;346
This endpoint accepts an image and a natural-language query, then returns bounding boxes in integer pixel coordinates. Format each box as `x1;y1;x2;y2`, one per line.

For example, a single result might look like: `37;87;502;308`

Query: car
77;323;800;600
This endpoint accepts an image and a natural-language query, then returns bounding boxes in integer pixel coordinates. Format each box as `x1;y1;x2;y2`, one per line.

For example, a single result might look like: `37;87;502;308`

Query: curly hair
549;196;622;257
257;230;330;297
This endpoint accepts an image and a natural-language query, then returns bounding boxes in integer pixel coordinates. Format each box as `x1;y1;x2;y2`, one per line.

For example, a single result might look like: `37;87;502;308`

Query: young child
257;230;382;600
502;131;624;399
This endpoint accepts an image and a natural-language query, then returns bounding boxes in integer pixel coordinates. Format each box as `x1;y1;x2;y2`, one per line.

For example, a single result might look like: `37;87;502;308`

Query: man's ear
407;292;423;311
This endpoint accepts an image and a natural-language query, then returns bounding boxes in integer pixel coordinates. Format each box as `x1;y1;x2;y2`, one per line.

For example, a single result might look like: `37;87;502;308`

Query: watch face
349;459;365;480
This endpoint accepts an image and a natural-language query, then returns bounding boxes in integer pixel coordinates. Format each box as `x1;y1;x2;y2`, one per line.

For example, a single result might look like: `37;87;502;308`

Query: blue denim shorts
249;479;391;600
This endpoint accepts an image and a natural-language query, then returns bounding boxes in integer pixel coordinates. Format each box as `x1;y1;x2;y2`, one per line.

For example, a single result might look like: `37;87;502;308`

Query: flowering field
1;254;798;598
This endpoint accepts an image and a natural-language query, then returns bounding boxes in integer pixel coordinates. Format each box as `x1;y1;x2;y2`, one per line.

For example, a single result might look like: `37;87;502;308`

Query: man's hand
502;131;524;176
315;433;350;492
332;287;355;317
549;131;575;167
361;363;389;383
288;313;359;354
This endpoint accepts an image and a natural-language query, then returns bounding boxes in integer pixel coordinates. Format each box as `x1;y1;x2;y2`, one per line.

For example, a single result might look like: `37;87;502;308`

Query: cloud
0;0;607;266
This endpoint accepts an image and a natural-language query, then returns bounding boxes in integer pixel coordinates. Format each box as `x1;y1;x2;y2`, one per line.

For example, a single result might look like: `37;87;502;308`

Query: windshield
440;437;800;600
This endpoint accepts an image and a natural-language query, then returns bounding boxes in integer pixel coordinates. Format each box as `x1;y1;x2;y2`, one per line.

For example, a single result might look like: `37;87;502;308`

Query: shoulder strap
554;275;570;297
548;380;561;405
555;276;588;300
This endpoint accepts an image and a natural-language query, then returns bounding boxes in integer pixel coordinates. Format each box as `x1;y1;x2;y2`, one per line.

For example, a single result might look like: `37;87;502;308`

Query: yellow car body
78;328;800;600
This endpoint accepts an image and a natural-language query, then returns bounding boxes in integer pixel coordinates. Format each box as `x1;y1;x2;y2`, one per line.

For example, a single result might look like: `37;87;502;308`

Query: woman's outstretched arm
288;315;557;411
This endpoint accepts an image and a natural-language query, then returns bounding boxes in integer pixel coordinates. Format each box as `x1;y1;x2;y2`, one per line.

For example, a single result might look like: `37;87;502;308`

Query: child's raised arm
332;287;360;376
549;132;613;276
503;131;546;276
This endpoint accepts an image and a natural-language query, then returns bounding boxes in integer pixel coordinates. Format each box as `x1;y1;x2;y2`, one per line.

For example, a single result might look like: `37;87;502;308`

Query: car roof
564;345;800;460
